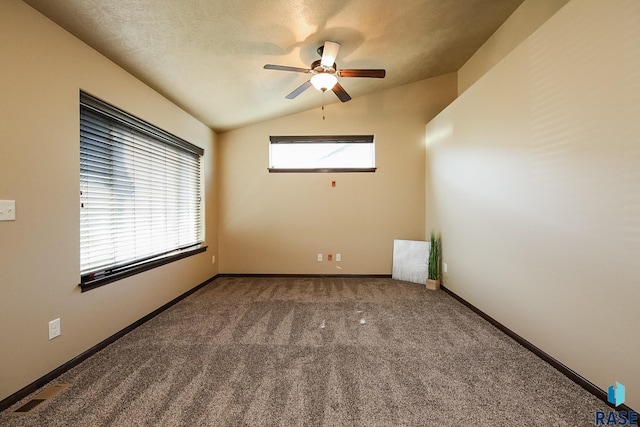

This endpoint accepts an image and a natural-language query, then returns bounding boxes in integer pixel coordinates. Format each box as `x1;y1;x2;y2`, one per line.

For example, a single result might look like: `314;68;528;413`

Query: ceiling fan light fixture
310;73;338;92
264;39;384;102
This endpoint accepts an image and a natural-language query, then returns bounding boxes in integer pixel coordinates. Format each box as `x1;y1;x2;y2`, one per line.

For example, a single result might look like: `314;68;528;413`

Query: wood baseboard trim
216;273;393;278
0;274;219;413
440;285;636;414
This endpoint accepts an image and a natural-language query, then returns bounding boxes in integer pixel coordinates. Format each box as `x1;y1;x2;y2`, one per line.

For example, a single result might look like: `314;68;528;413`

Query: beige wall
426;0;640;410
457;0;569;95
0;2;218;402
218;74;457;274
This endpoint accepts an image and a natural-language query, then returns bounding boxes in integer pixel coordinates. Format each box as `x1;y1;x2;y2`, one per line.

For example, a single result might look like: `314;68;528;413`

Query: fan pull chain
322;90;326;120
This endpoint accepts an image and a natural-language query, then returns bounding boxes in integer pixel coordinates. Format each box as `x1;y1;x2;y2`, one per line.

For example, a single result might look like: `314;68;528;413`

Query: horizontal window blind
80;92;203;283
269;135;374;144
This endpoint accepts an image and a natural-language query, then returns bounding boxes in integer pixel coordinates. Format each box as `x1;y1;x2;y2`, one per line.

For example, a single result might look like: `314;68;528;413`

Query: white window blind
79;92;203;288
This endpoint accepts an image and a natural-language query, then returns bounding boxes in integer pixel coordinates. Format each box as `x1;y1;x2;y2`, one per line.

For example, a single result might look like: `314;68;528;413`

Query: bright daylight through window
79;92;205;291
269;135;376;172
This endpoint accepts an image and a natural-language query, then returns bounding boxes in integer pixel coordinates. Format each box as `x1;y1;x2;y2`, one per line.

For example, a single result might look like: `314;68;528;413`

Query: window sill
268;167;376;173
79;245;207;292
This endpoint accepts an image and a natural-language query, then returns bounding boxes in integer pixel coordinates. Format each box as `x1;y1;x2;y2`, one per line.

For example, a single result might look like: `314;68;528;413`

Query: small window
79;92;205;291
268;135;376;173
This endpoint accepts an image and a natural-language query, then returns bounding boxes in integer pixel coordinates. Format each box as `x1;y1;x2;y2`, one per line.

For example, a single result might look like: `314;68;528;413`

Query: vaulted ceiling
23;0;523;132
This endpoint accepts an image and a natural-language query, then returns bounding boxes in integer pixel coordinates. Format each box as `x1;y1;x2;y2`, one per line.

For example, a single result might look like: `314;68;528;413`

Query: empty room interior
1;0;638;424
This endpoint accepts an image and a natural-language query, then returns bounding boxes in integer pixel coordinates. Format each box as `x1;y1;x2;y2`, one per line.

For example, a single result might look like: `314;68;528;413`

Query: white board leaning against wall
392;239;429;285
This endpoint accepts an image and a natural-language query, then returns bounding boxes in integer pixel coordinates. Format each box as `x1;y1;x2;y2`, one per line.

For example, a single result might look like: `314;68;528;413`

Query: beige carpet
1;276;610;426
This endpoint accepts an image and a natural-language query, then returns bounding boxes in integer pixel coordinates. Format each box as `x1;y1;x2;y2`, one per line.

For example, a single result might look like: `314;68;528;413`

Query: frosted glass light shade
321;41;341;68
310;73;338;91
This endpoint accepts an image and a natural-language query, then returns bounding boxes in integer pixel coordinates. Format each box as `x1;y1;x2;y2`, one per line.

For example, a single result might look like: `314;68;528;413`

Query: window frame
79;92;206;292
268;135;376;173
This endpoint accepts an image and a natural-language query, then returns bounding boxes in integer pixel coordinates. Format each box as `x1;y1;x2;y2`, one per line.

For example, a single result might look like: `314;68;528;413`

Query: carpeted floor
1;276;610;426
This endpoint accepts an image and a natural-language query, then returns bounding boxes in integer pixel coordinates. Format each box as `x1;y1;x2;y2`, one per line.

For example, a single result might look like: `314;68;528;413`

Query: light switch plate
0;200;16;221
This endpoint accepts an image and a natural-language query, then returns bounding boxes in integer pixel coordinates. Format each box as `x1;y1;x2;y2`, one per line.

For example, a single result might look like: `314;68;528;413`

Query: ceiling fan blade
321;41;341;68
332;82;352;103
285;80;313;99
338;69;386;78
264;64;311;73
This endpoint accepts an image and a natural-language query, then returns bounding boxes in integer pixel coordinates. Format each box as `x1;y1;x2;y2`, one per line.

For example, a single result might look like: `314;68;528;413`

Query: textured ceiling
23;0;523;132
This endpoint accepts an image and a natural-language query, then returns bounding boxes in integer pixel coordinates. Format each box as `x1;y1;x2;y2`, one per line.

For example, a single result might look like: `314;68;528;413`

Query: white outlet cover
0;200;16;221
49;318;61;340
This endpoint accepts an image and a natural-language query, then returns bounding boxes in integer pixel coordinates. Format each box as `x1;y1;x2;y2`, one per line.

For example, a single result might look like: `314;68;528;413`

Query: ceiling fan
263;41;386;102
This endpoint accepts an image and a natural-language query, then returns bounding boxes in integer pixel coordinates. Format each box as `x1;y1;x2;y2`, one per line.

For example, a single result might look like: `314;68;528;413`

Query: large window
268;135;376;172
79;92;205;291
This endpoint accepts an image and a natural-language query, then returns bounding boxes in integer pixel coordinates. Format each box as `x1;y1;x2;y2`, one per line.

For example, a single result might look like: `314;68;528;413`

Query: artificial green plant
428;231;441;281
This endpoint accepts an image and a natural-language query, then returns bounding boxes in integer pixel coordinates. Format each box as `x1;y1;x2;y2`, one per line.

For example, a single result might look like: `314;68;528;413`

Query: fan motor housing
311;59;337;74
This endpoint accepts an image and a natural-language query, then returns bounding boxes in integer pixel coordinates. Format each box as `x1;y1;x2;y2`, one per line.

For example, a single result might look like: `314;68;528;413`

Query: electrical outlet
336;254;341;262
212;255;216;264
49;318;61;340
443;262;448;273
0;200;16;221
317;253;323;262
